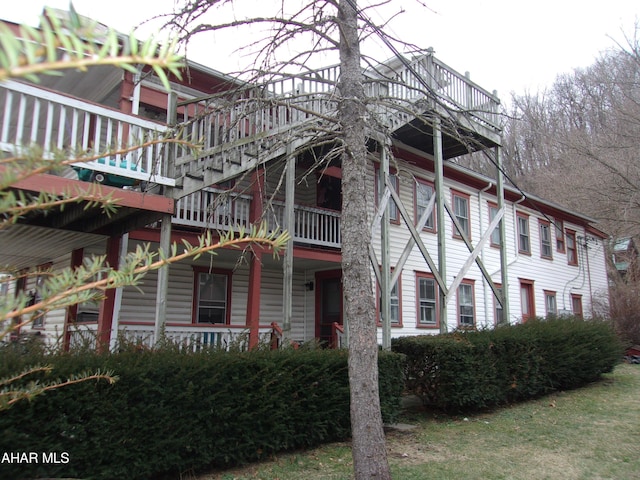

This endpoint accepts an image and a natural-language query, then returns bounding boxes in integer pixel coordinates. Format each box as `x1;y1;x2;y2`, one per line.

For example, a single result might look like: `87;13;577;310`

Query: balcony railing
172;189;342;248
68;322;275;351
0;80;175;186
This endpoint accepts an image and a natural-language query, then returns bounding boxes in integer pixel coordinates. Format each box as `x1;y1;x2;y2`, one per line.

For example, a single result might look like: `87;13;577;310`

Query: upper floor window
488;203;501;247
193;268;231;324
517;212;530;254
539;220;553;259
555;219;565;253
415;179;435;231
375;168;399;223
452;191;470;239
457;281;475;328
416;272;438;328
566;230;578;266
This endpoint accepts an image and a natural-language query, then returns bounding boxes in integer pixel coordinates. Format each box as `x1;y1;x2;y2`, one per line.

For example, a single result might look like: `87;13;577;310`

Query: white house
0;11;609;351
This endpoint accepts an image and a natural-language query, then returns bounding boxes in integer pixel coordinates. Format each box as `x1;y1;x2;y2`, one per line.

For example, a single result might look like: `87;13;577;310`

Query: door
520;279;535;323
315;270;342;347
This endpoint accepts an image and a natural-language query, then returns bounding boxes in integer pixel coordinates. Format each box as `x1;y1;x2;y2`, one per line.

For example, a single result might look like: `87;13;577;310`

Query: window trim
571;293;583;318
555;219;565;253
375;165;400;225
516;211;531;255
192;266;232;325
519;278;536;323
415;271;439;329
539;219;553;260
376;270;402;327
488;202;501;248
544;290;557;317
414;178;436;232
456;279;476;328
451;190;471;240
493;283;503;326
566;229;578;266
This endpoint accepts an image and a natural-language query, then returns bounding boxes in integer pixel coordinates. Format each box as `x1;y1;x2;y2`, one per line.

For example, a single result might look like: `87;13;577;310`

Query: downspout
478;181;492;328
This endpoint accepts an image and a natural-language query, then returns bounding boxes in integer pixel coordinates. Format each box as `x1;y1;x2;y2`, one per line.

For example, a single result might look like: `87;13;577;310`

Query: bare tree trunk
338;1;391;478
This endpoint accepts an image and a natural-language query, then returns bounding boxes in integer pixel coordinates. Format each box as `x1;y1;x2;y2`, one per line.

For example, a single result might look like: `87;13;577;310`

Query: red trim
374;165;400;225
539;219;553;260
543;290;557;317
566;230;578;266
555;219;566;253
451;189;471;240
414;178;436;232
571;293;583;318
375;270;403;327
415;271;439;329
519;278;536;323
456;279;476;328
516;211;531;255
315;269;343;344
7;171;175;214
192;266;232;325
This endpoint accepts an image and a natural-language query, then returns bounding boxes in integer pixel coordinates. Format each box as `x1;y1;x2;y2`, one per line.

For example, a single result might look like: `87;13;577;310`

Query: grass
196;364;640;480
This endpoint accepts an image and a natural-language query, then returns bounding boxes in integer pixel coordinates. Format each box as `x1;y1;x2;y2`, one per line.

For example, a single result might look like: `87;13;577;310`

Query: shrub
0;347;404;480
392;317;622;411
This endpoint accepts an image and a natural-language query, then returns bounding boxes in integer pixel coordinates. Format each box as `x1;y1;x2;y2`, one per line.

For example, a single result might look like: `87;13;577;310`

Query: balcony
0;79;175;187
173;188;341;248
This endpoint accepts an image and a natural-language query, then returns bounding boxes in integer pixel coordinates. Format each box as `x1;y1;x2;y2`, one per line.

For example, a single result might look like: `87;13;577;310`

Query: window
415;179;435;231
377;272;402;327
457;281;475;328
571;294;583;318
488;203;501;247
375;167;399;223
544;290;557;317
520;279;535;323
517;212;530;254
493;284;504;325
31;266;50;329
566;230;578;266
539;220;553;259
416;272;438;328
193;268;231;324
452;191;470;239
555;219;565;253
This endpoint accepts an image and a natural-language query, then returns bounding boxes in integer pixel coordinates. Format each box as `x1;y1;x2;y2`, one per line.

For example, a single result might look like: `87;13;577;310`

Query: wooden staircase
169;53;502;200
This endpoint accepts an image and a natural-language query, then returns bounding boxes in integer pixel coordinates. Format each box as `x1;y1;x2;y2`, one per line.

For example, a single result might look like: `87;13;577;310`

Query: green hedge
392;318;622;411
0;347;404;480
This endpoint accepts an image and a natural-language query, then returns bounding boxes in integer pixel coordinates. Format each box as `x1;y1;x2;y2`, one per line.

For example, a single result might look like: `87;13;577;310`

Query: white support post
496;146;510;324
109;233;129;351
380;146;391;350
434;117;448;333
282;148;295;342
154;215;171;344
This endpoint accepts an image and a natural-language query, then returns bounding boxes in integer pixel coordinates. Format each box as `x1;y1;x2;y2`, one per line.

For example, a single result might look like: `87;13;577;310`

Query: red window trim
456;278;476;328
375;270;403;327
487;201;501;248
191;266;232;325
555;218;566;253
516;211;531;255
539;219;553;260
414;178;436;232
571;293;583;318
566;229;578;266
543;289;557;317
451;189;471;241
374;165;400;225
519;278;536;323
415;271;439;329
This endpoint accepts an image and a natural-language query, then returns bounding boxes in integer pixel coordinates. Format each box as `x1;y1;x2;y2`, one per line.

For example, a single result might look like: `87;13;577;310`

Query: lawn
197;363;640;480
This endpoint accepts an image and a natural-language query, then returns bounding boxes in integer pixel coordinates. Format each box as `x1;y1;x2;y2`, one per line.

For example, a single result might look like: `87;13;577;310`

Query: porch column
282;149;295;343
380;146;392;350
97;235;121;351
110;233;129;350
246;169;265;349
496;146;510;324
154;215;172;344
433;117;448;333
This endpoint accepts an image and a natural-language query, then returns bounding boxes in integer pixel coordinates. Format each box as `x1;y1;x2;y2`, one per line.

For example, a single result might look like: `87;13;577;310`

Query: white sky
3;0;638;103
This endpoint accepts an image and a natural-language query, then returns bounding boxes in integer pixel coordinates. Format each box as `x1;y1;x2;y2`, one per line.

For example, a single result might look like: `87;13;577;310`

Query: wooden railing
68;322;274;351
173;187;252;230
0;80;175;186
268;201;341;248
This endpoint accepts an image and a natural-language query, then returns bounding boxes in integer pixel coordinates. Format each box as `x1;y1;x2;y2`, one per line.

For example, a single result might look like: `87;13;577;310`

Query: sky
2;0;639;104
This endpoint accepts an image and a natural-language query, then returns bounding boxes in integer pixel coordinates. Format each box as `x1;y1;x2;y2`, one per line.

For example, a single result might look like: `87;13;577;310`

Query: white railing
68;323;274;351
267;201;341;248
0;80;175;186
173;187;252;230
